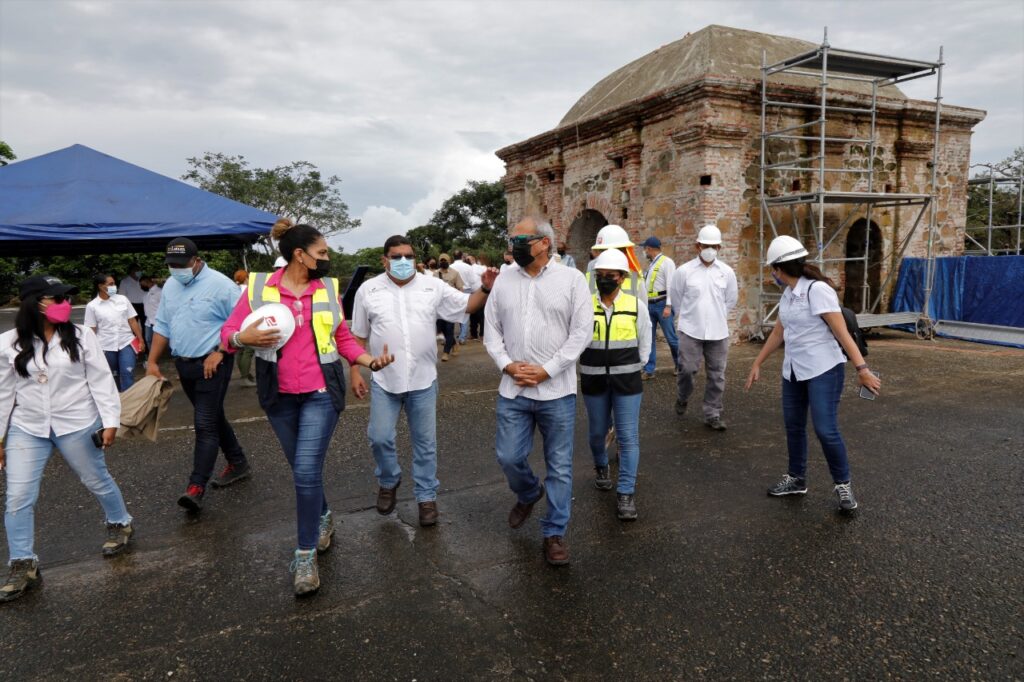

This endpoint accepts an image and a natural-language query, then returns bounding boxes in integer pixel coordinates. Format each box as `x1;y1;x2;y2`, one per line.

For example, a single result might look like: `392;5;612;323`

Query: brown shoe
543;536;569;566
508;486;544;529
376;482;400;515
418;501;438;527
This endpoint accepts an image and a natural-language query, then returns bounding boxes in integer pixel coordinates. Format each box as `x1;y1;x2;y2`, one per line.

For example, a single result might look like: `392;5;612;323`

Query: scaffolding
963;163;1023;256
756;27;944;338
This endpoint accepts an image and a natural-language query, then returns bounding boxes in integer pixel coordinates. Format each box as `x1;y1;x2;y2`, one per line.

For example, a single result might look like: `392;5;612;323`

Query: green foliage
406;180;507;264
0;140;15;166
966;147;1023;254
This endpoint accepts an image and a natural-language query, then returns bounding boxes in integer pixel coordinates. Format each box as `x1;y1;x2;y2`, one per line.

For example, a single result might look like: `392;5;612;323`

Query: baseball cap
165;237;199;266
19;275;79;300
642;236;661;248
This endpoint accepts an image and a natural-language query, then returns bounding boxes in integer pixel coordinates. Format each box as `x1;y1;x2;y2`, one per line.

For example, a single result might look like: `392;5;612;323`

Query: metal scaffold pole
922;46;943;335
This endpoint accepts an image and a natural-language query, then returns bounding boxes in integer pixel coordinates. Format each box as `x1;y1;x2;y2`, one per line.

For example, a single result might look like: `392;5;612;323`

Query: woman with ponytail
0;276;132;603
222;218;393;596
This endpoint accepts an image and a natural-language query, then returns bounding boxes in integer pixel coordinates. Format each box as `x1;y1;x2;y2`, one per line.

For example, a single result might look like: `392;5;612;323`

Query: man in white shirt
641;236;679;379
484;217;593;566
142;278;163;352
668;224;738;431
450;250;479;345
118;264;147;325
350;235;496;527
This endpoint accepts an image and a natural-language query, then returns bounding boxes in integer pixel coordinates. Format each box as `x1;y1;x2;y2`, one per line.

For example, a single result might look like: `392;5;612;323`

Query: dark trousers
469;309;485;340
175;354;247;487
440;321;456;354
782;362;850;483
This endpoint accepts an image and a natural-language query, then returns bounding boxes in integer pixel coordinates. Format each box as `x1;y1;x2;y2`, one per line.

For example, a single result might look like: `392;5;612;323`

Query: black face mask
512;240;537;268
557;249;566;257
440;261;449;270
596;276;620;296
304;252;331;280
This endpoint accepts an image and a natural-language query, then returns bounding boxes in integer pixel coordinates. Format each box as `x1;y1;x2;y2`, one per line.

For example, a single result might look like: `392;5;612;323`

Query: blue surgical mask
169;267;196;286
106;285;117;296
772;273;785;287
389;257;415;281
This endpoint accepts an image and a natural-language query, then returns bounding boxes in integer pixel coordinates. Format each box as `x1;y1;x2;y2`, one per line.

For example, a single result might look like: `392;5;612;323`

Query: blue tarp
0;144;276;255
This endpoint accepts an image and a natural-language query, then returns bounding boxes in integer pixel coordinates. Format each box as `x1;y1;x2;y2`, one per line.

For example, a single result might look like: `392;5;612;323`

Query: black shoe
594;466;613;491
834;482;859;514
704;416;727;431
616;494;638;521
675;400;687;416
211;461;251;488
177;484;205;512
767;474;807;496
0;559;41;603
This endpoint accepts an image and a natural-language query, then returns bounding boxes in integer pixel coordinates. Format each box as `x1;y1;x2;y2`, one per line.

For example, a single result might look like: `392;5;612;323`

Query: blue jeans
644;299;679;373
265;391;340;550
175;355;247;487
495;394;576;537
144;325;154;352
4;420;132;563
782;363;850;483
104;345;137;392
457;289;472;342
368;380;439;502
583;390;642;494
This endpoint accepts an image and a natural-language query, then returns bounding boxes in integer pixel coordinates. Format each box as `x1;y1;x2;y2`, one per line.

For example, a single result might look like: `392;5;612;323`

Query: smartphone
91;428;105;448
858;371;880;400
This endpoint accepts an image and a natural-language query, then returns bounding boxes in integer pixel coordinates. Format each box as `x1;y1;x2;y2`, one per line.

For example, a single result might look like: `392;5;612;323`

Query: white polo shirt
351;272;469;394
778;277;846;381
84;294;138;352
669;257;738;341
450;260;479;291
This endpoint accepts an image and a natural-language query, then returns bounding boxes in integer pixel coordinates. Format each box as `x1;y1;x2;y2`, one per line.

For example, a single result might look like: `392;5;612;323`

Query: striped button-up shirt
484;262;593;401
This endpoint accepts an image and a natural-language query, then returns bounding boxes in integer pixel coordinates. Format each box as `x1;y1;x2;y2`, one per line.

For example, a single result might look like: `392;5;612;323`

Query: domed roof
559;25;906;127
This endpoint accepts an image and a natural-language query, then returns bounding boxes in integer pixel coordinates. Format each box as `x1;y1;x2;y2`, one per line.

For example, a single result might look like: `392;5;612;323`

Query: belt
175;352;215;363
649;291;667;302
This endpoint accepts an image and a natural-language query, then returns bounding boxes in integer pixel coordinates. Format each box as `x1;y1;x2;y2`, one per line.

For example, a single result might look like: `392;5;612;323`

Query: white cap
592;248;630;273
765;235;809;266
697;224;722;245
592;224;633;250
273;256;287;268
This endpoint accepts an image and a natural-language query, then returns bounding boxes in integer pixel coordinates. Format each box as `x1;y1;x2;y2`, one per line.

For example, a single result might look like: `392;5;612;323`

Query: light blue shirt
153;264;238;358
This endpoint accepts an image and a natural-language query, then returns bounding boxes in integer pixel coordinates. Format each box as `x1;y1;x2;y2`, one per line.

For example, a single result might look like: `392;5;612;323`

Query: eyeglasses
292;299;304;328
508;235;543;247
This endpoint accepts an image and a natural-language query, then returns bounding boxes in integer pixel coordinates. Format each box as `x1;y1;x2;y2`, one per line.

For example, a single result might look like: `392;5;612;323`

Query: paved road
1;335;1021;680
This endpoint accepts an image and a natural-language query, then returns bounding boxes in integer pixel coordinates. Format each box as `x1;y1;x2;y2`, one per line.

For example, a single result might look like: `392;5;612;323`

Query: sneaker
767;474;808;496
241;378;257;387
704;416;727;431
177;484;205;512
436;334;444;342
675;399;687;416
289;549;320;596
317;511;334;553
673;367;679;377
834;482;859;514
594;466;613;491
616;493;638;521
0;559;42;603
211;461;251;488
441;352;449;362
102;522;133;557
451;344;460;356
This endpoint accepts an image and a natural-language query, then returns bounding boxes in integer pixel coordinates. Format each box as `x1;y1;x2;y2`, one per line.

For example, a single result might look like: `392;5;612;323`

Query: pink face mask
43;300;72;324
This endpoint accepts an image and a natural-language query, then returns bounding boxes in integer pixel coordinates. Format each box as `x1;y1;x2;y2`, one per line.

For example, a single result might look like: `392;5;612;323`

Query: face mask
512;240;537;268
557;249;566;257
169;267;196;286
772;273;786;287
43;300;72;324
141;285;151;292
389;257;415;281
303;252;331;280
700;247;718;264
106;285;117;296
596;276;620;296
440;261;449;270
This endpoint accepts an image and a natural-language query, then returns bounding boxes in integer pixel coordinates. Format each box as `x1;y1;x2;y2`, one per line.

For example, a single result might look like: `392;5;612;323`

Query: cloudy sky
1;0;1022;251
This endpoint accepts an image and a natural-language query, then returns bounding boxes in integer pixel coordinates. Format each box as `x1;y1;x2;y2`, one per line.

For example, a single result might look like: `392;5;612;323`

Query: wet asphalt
0;332;1021;680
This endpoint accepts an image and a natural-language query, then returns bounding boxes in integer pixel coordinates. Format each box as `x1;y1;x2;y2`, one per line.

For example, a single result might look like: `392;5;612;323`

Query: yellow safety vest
579;292;643;396
248;272;344;364
646;254;666;298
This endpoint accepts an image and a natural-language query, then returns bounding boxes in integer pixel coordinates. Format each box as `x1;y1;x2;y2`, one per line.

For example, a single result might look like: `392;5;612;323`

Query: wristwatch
481;285;491;295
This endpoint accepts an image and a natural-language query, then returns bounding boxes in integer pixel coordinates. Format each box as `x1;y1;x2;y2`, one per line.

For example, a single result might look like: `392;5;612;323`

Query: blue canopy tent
0;144;276;256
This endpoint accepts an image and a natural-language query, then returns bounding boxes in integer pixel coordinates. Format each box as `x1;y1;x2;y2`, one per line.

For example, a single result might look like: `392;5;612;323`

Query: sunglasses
508;235;543;247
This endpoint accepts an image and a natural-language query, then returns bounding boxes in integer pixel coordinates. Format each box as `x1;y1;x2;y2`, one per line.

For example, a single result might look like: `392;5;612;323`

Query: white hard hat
697;224;722;245
592;224;633;250
273;256;287;268
765;235;809;266
592;248;630;273
241;302;295;351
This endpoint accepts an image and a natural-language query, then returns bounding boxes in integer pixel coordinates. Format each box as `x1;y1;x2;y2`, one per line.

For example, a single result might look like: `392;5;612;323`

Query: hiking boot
594;466;613;491
704;416;727;431
0;559;42;603
543;536;569;566
317;511;334;553
376;482;400;515
211;461;251;488
289;549;320;596
675;399;687;416
616;494;638;521
418;501;439;527
177;484;205;512
641;371;654;381
508;486;545;529
768;474;808;496
834;482;859;514
102;522;133;557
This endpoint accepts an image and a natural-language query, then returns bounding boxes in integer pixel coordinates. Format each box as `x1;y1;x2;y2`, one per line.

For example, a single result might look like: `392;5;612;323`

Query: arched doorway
566;209;608;270
843;218;882;313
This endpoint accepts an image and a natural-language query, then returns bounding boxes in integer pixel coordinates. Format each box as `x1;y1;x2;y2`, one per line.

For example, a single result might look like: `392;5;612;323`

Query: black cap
165;237;199;266
19;275;79;300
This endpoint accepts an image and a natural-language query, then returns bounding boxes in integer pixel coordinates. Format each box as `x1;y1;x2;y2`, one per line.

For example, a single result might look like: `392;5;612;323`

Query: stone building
495;25;985;337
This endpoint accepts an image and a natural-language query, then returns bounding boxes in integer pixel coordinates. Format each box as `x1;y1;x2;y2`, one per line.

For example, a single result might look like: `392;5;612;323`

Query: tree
406;180;507;262
0;140;15;166
966;147;1023;254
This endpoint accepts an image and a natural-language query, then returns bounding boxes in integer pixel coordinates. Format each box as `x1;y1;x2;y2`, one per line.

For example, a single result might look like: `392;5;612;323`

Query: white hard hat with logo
592;248;630;273
765;235;810;266
697;224;722;245
592;224;634;250
241;302;295;352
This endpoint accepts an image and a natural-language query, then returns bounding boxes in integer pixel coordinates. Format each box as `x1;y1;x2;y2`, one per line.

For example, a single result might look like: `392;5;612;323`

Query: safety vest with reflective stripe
646;254;665;298
579;292;643;396
247;272;348;411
